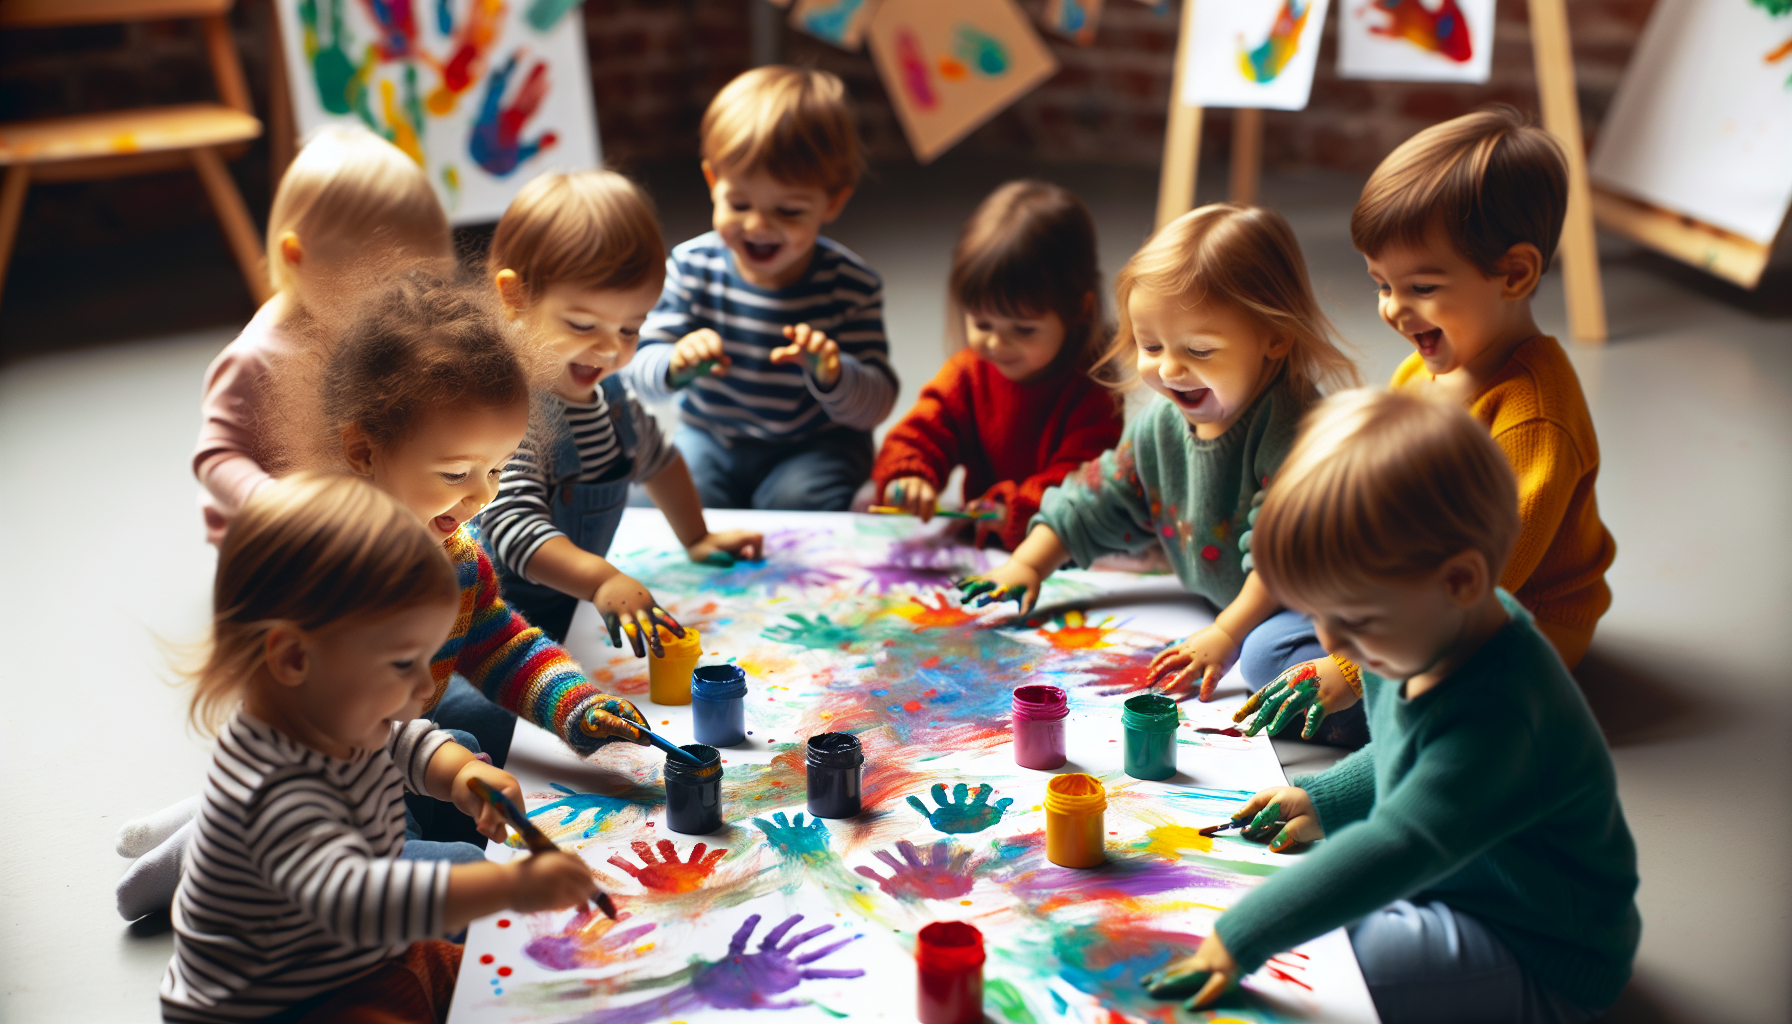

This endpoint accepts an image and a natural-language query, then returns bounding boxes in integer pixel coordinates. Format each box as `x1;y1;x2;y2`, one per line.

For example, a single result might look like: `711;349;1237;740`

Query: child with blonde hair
482;169;762;643
961;204;1359;714
1143;390;1638;1024
872;180;1123;550
623;66;898;510
192;125;450;543
161;473;599;1024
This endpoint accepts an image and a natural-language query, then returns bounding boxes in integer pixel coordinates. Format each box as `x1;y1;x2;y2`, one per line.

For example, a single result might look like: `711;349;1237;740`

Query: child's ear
342;425;377;477
493;269;526;315
1440;548;1492;608
278;231;303;268
264;624;310;689
821;187;854;223
701;160;717;191
1496;243;1544;301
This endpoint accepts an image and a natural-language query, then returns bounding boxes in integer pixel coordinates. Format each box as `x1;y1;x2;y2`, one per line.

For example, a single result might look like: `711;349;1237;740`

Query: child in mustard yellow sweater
1237;106;1616;741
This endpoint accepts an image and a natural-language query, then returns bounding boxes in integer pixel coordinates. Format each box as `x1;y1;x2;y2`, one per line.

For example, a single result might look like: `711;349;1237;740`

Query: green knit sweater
1214;592;1641;1011
1032;376;1305;609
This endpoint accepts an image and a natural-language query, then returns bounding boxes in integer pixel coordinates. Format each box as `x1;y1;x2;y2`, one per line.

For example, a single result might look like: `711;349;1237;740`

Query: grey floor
1;158;1787;1023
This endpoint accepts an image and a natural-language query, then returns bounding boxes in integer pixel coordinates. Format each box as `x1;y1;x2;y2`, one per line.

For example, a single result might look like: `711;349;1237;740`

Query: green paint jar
1122;693;1180;780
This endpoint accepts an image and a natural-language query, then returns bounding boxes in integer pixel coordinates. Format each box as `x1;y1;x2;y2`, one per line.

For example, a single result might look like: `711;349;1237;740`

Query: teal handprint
298;0;372;120
762;614;863;651
907;783;1013;835
753;811;833;862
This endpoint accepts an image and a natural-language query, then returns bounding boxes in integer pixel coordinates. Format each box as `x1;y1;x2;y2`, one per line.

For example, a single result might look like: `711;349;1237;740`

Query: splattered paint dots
480;953;494;964
496;966;513;977
1200;544;1220;561
496;919;511;928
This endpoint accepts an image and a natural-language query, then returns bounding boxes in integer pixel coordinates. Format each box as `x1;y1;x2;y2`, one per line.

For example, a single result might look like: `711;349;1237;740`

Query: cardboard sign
1337;0;1496;83
1179;0;1332;110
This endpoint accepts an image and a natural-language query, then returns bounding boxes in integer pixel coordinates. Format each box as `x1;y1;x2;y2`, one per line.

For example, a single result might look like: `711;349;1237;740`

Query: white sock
115;818;195;921
115;795;200;858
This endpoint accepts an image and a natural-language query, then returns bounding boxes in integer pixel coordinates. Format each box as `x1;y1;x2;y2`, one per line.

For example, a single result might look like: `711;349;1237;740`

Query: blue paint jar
691;664;748;747
664;743;723;835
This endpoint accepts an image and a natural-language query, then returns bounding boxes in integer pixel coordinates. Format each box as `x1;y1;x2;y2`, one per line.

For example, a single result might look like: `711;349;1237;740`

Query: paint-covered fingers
668;329;728;388
1299;700;1328;740
1142;963;1211;1000
1198;663;1225;702
1231;681;1275;723
886;476;936;520
1183;969;1236;1010
1243;800;1286;842
508;850;601;913
1269;812;1323;853
1259;680;1319;736
1144;933;1240;1009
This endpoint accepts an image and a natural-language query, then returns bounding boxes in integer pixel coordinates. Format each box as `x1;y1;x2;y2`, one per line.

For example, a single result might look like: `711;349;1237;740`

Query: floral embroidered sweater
1032;375;1306;609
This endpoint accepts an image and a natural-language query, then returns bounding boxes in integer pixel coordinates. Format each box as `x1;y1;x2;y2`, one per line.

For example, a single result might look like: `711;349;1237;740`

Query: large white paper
1336;0;1495;83
1179;0;1333;110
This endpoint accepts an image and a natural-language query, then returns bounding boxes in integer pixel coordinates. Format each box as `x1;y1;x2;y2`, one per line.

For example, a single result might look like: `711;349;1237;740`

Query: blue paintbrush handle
640;726;704;764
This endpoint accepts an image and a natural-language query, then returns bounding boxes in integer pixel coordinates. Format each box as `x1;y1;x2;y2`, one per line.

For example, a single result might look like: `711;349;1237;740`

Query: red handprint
608;840;728;894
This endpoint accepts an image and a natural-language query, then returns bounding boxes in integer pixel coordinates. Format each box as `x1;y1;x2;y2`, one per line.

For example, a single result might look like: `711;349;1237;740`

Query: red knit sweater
873;349;1124;550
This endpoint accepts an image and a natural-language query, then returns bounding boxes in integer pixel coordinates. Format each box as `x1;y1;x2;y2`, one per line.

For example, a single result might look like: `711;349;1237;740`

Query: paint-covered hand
1231;786;1323;853
752;811;833;862
451;760;526;844
579;696;651;747
688;529;763;568
883;476;938;522
769;323;842;389
608;840;728;894
853;839;974;900
907;782;1013;834
691;913;865;1010
1141;931;1240;1010
1146;624;1238;701
505;849;600;913
668;329;729;388
956;560;1040;615
593;572;683;658
1235;658;1359;739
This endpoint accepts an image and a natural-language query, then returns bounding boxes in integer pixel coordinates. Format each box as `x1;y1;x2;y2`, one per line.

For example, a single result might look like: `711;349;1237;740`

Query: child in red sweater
873;181;1123;550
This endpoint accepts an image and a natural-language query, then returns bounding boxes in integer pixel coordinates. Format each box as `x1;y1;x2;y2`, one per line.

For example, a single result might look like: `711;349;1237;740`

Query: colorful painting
444;509;1379;1024
790;0;879;51
1590;0;1792;245
1044;0;1106;46
1337;0;1495;84
1179;0;1332;110
274;0;601;223
867;0;1060;163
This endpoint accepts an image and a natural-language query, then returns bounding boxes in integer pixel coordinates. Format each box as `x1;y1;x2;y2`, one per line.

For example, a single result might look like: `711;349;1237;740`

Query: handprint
430;0;503;113
753;811;832;863
298;0;372;120
691;914;865;1010
907;782;1012;835
523;906;657;971
762;614;863;652
853;840;974;900
608;840;728;894
469;50;559;177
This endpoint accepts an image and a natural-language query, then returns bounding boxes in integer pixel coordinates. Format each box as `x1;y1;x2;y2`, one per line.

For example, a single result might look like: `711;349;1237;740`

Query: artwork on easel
1590;0;1792;251
1043;0;1106;46
1179;0;1333;110
1336;0;1495;83
272;0;601;224
867;0;1060;163
790;0;881;50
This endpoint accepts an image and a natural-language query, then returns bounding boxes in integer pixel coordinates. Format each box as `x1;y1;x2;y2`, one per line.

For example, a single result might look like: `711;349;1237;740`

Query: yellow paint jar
647;626;702;706
1044;773;1107;868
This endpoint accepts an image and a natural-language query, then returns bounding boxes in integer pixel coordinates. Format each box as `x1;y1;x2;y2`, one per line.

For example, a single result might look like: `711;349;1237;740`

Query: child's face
1363;226;1539;377
521;279;662;402
281;601;458;754
705;162;851;290
1130;289;1290;440
1296;552;1493;682
965;308;1066;383
350;401;529;543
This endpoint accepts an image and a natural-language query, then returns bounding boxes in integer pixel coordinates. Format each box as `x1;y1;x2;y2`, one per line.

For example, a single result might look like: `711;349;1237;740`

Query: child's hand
965;496;1006;548
507;850;600;913
1233;659;1358;739
884;476;937;521
451;761;525;844
957;560;1040;615
580;696;651;746
593;572;683;657
669;329;729;388
687;529;763;567
1140;931;1240;1010
1147;625;1238;701
769;323;841;388
1231;786;1323;853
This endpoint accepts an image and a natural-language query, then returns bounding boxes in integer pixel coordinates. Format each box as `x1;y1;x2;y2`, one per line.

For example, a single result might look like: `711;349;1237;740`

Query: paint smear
1238;0;1311;83
1366;0;1472;62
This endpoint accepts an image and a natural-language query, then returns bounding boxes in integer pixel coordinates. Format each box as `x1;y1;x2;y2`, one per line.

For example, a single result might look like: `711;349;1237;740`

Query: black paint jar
663;743;723;835
805;732;863;819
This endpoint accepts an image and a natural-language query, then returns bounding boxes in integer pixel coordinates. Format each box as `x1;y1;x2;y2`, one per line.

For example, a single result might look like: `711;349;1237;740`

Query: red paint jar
916;921;984;1024
1011;685;1068;770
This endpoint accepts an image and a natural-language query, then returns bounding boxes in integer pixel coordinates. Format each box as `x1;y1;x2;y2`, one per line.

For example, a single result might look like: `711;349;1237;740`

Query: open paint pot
1122;693;1180;781
691;664;748;747
1011;684;1068;770
1044;773;1106;868
916;921;985;1024
805;732;864;819
648;626;702;706
663;743;723;834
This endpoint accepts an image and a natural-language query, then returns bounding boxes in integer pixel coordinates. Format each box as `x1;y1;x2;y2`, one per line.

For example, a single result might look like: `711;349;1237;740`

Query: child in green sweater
1143;390;1639;1023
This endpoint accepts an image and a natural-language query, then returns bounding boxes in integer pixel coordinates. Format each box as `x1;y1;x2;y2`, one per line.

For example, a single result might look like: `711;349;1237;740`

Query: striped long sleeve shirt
160;714;453;1022
626;232;898;442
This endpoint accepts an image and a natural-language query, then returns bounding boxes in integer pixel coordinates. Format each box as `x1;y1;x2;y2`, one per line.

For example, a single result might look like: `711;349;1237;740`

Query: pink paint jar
1012;685;1068;770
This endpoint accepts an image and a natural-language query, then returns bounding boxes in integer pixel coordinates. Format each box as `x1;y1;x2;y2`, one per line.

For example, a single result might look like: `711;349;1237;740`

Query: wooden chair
0;0;270;310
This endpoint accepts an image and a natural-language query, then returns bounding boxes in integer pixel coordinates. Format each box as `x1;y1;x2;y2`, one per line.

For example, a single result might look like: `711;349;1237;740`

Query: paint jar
805;732;864;819
663;743;723;834
1122;693;1181;781
1044;773;1106;868
1011;685;1068;770
648;626;702;706
916;921;985;1024
691;663;748;747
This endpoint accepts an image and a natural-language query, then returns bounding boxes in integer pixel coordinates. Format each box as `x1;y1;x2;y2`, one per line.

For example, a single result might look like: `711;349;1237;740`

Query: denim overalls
485;376;638;644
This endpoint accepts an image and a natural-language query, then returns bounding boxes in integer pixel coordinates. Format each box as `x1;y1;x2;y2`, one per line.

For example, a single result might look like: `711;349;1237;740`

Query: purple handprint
853;840;974;901
692;914;866;1009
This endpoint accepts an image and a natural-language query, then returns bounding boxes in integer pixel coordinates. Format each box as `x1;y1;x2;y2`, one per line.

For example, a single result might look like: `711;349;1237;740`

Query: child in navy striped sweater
624;66;898;511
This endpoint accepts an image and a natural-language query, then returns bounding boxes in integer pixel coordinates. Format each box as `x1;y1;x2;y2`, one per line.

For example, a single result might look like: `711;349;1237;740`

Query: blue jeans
675;425;873;511
1238;609;1368;748
403;704;512;852
1349;900;1598;1024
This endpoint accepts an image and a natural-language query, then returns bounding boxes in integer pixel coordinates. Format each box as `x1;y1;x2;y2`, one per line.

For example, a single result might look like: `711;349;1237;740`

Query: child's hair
1351;105;1568;275
949;180;1107;370
1252;389;1520;609
266;125;451;295
1107;204;1359;397
189;472;457;734
487;169;667;304
700;65;863;195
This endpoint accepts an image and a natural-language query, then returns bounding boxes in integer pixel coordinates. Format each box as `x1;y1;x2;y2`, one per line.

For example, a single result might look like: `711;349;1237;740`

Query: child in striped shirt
161;473;598;1024
624;66;898;511
481;170;762;644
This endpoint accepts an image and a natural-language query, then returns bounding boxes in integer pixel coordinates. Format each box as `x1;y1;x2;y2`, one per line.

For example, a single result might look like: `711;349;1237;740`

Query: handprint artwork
608;840;729;894
907;782;1013;834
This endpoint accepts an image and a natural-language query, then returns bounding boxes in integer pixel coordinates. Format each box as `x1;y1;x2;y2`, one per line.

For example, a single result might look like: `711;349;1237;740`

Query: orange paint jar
1044;773;1107;868
647;626;702;706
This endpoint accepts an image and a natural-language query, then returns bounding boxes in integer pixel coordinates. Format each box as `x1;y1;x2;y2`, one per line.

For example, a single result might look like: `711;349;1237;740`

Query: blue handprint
907;782;1013;834
753;811;833;862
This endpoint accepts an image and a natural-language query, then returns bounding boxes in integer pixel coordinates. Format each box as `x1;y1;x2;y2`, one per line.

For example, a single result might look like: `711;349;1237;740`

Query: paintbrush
1198;819;1252;837
635;724;707;765
466;778;617;920
866;505;999;521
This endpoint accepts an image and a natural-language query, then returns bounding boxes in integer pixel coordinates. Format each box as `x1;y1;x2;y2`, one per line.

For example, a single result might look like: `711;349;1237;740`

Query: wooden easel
1590;186;1780;289
1157;0;1610;343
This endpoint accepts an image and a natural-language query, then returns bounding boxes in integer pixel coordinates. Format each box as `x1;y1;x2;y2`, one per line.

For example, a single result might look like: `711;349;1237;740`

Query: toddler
872;180;1123;550
624;66;898;510
160;473;598;1023
481;170;762;644
1144;390;1639;1024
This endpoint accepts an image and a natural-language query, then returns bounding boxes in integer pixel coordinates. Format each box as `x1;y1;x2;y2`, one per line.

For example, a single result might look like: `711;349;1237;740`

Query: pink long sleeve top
192;302;296;545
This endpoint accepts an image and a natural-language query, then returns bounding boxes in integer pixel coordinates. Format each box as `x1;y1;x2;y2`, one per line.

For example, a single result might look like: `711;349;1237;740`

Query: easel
1590;186;1780;289
1156;0;1610;343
